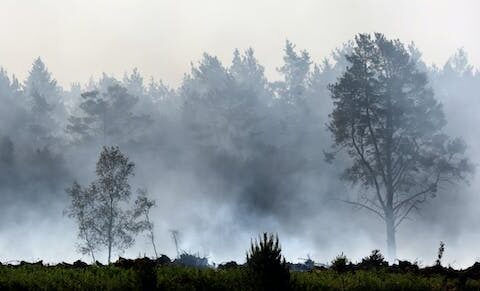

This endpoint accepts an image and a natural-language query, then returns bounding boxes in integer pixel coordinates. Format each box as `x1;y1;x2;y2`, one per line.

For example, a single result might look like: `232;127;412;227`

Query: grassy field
1;261;480;291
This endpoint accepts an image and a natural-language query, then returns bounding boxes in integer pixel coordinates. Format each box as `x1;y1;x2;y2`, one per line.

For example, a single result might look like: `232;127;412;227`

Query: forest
1;31;480;290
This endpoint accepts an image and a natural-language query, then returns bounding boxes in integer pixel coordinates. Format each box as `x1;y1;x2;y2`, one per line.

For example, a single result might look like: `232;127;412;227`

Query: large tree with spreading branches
327;33;472;261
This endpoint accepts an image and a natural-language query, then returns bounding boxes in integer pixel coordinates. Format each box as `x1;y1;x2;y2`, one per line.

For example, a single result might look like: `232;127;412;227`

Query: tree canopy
327;33;473;260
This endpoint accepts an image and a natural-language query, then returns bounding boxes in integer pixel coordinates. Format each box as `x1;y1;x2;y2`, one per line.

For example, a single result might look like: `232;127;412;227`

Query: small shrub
218;261;239;270
174;252;209;268
360;249;388;269
155;254;171;266
246;232;290;291
331;252;349;273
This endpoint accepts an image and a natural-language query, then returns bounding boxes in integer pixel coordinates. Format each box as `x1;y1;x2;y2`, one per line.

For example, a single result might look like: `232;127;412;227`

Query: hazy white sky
1;0;479;87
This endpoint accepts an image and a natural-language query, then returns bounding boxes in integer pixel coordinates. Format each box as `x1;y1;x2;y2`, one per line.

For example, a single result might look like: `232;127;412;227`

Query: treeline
0;41;350;207
1;40;476;200
0;34;479;262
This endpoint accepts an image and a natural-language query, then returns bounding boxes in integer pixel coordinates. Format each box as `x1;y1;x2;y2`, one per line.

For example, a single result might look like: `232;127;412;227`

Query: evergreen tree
123;68;145;98
182;53;264;158
0;68;26;136
276;40;311;102
442;48;474;79
246;233;290;291
23;58;65;146
327;33;472;261
67;84;152;145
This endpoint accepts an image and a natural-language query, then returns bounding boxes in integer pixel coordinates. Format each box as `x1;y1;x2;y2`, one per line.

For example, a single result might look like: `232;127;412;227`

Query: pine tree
246;233;290;291
327;33;472;261
23;57;65;146
67;84;151;145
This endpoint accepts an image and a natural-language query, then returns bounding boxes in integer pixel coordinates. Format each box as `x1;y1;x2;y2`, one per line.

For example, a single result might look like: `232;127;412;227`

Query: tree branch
350;122;386;211
393;172;440;212
341;199;385;221
394;193;427;229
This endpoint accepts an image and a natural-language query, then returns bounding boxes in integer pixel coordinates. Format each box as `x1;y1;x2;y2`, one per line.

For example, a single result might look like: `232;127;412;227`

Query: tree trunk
146;213;158;258
384;87;396;263
90;249;96;264
150;233;158;259
108;241;112;264
385;213;396;263
107;195;114;264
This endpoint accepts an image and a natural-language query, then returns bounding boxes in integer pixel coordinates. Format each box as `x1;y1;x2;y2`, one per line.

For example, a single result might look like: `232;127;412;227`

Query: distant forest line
0;33;479;264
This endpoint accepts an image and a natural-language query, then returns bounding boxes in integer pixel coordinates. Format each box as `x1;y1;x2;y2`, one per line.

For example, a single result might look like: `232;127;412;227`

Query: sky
0;0;479;87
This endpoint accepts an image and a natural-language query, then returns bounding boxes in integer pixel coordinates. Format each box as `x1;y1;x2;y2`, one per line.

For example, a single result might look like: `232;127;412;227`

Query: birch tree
66;146;152;263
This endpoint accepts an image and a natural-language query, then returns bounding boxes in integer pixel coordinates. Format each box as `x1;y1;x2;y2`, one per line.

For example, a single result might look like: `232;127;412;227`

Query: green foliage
0;264;477;291
293;270;452;291
331;252;349;273
0;265;138;291
246;232;290;291
174;252;210;268
360;250;388;269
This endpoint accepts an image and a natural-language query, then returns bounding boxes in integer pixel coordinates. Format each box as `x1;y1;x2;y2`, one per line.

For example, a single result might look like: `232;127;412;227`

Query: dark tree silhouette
327;33;472;261
246;233;290;291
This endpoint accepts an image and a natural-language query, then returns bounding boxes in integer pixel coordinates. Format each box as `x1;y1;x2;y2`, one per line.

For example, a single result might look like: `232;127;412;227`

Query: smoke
0;36;479;269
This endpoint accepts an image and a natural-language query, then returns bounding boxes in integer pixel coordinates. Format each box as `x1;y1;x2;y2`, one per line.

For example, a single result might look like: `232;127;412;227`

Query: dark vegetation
2;237;480;290
246;233;290;290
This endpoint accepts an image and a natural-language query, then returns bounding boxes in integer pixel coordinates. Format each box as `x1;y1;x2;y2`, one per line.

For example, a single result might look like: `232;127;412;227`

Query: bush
218;261;239;270
174;252;209;268
246;232;290;291
331;252;349;273
359;249;388;269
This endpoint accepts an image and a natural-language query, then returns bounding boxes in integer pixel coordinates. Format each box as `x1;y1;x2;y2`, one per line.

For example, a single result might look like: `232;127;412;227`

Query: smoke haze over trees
1;34;480;266
327;33;472;262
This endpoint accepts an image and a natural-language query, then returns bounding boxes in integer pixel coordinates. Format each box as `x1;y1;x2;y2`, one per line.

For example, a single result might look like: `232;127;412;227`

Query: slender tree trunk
81;227;96;264
385;90;396;263
150;232;158;259
85;235;96;263
146;213;158;258
385;212;396;263
108;214;112;264
108;240;112;264
90;249;96;264
108;196;114;264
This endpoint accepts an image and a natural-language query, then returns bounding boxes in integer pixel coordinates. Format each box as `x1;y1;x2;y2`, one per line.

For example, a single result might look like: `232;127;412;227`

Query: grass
1;264;479;291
